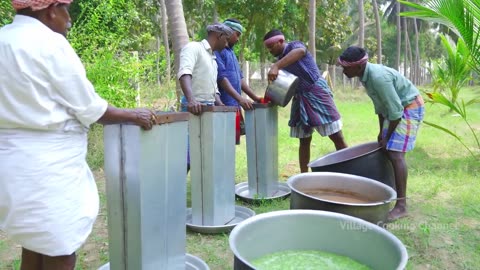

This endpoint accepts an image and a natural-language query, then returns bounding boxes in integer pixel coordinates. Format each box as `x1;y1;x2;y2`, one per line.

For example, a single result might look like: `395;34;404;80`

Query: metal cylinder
245;103;279;197
189;106;237;226
103;112;189;270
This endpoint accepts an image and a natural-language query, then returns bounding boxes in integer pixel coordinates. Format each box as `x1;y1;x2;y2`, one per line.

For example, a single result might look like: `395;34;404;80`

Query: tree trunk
407;32;414;81
403;17;408;77
155;34;161;86
308;0;316;62
396;2;402;71
356;0;365;89
413;18;420;84
165;0;189;107
159;0;171;83
213;4;219;22
261;50;266;82
358;0;365;47
372;0;382;64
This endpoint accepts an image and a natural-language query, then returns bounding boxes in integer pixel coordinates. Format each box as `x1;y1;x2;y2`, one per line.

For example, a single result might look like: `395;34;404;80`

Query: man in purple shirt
263;29;348;173
215;19;261;144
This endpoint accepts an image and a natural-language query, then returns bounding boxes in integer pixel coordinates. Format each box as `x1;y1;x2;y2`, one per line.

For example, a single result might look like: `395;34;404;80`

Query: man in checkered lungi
338;46;425;222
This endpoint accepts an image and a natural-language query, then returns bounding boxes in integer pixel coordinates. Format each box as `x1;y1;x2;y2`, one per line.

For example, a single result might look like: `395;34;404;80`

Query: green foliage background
0;0;474;110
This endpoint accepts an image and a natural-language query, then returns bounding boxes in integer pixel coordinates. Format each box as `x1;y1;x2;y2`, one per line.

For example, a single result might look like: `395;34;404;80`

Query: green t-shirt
361;63;419;120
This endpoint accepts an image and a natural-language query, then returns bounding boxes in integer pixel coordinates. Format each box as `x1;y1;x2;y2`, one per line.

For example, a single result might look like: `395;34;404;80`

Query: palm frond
423;120;478;158
423;120;462;140
426;92;463;116
465;98;480;107
399;0;480;74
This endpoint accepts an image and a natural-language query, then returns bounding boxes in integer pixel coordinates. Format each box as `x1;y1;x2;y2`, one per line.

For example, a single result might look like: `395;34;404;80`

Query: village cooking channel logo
339;220;459;233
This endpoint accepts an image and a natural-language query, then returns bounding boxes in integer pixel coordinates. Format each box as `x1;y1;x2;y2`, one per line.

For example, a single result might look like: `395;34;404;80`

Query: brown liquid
303;189;375;204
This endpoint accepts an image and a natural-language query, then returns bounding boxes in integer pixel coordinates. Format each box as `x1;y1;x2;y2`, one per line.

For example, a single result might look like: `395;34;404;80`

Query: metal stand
235;104;290;203
186;106;254;234
100;112;209;270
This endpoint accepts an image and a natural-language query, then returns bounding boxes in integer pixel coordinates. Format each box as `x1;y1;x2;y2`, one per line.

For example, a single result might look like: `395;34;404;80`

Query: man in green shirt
338;46;425;221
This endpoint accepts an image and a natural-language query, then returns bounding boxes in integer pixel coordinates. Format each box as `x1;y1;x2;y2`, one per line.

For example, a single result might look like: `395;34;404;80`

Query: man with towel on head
263;29;348;173
178;23;233;171
0;1;156;269
178;23;234;115
215;19;261;144
337;46;425;221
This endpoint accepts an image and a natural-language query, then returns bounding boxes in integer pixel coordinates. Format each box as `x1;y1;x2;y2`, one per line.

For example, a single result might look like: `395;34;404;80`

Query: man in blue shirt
215;19;261;144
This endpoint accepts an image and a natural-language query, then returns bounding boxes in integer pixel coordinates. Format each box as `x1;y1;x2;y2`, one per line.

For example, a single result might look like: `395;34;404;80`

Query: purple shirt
277;41;341;129
279;41;321;89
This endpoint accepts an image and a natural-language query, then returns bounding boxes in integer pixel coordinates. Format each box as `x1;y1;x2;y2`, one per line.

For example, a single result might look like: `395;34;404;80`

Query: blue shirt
361;63;419;120
214;47;243;106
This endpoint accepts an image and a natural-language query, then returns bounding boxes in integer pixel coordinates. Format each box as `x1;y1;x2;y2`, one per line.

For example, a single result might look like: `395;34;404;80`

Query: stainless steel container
308;142;395;189
265;70;300;107
287;172;396;224
229;210;408;270
235;103;290;202
103;112;209;270
245;103;278;197
189;106;237;227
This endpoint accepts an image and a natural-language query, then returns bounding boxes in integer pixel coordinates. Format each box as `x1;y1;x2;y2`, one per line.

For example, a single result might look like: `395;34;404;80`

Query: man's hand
268;65;279;82
187;100;202;115
133;108;157;130
253;95;262;103
239;97;254;110
378;132;387;149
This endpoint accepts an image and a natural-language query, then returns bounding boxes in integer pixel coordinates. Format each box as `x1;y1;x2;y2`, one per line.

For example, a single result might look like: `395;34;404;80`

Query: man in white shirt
0;1;156;269
178;23;233;115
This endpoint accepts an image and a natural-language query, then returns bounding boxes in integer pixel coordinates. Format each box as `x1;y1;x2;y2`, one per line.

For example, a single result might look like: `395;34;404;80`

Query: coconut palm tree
372;0;383;64
165;0;189;105
430;34;472;105
400;0;480;73
400;0;480;158
157;0;171;83
309;0;316;62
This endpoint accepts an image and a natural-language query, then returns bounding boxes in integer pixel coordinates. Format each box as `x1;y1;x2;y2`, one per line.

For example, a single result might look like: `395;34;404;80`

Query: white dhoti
0;129;99;256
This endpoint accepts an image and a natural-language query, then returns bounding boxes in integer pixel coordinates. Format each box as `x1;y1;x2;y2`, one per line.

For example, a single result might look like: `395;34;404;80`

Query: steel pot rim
287;172;397;206
229;209;408;269
308;142;382;168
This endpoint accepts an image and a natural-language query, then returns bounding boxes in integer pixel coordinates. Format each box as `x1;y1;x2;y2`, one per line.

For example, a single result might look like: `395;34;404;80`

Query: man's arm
215;93;224;106
219;78;253;110
179;74;202;115
379;114;401;149
241;79;262;103
268;47;306;81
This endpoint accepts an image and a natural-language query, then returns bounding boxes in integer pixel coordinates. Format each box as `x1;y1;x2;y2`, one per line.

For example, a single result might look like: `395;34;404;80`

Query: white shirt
177;39;219;103
0;15;108;133
0;15;107;256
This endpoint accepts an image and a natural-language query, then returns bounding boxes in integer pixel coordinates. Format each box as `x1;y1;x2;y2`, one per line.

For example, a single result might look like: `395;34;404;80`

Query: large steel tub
230;210;408;270
308;142;395;189
287;172;396;224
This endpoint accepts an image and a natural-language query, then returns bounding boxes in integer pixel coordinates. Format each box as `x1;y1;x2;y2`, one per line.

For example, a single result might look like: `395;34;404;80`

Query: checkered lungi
382;95;425;152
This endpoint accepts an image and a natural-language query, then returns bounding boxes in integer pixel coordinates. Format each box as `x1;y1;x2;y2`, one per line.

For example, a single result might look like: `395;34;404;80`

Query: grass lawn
1;87;479;270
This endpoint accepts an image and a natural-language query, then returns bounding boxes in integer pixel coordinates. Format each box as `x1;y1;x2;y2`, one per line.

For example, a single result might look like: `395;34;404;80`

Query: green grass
1;86;479;270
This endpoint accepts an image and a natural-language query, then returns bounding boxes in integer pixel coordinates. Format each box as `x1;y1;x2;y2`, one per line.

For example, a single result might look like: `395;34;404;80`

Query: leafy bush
68;0;163;108
0;2;14;27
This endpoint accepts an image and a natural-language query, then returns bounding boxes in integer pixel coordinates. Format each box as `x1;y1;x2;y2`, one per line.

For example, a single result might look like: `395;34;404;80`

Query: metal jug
265;70;300;107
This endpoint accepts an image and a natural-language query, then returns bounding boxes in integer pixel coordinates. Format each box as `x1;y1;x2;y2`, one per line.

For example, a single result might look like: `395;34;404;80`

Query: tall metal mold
189;106;237;226
103;112;189;270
